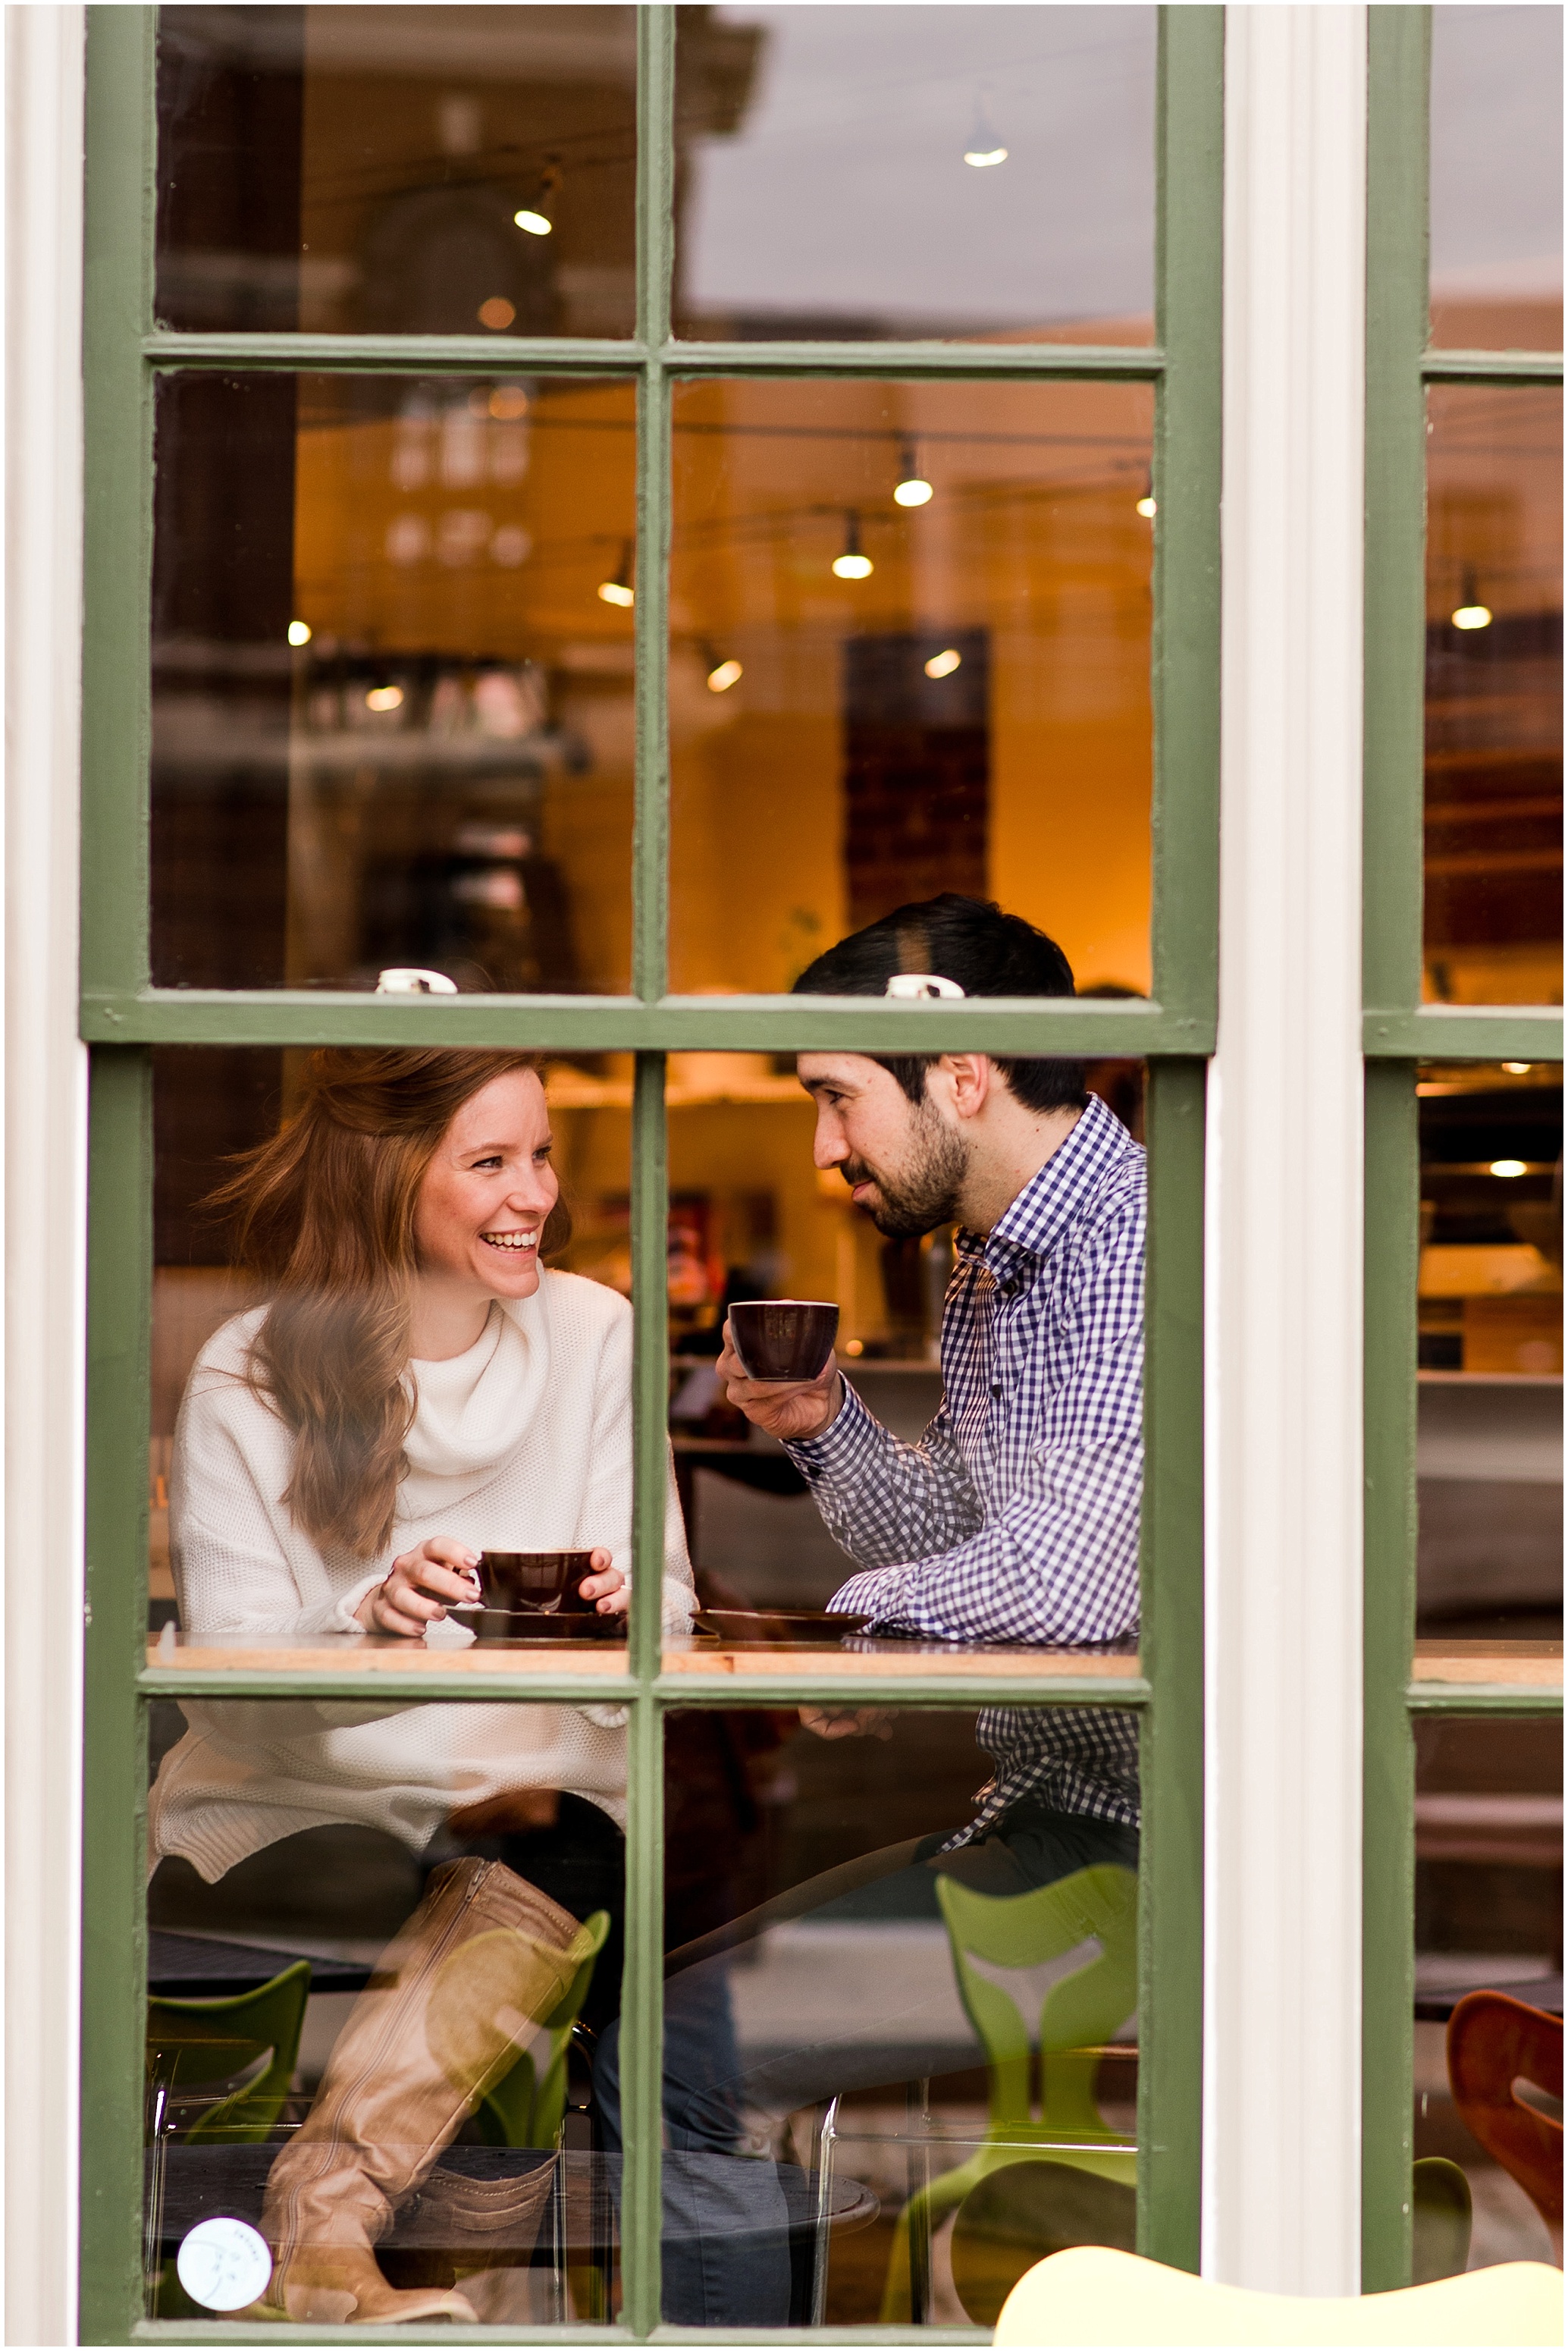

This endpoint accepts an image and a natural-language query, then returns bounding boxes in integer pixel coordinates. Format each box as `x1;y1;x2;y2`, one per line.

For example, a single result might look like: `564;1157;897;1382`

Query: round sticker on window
175;2216;272;2312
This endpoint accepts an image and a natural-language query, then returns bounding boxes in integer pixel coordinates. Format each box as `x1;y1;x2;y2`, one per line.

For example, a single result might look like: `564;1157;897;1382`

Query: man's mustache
839;1159;878;1190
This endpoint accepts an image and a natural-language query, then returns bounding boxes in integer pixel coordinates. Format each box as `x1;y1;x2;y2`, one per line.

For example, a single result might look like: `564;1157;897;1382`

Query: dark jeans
593;1802;1140;2327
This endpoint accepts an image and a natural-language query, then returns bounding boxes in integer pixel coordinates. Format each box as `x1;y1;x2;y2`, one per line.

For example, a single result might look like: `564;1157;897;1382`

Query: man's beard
843;1100;967;1238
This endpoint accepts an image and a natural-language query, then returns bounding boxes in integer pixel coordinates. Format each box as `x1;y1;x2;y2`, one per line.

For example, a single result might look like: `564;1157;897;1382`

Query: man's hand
798;1706;894;1742
715;1320;843;1442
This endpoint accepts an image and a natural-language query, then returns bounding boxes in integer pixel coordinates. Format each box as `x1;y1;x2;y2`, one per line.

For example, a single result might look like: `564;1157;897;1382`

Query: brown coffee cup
475;1549;596;1614
729;1300;839;1383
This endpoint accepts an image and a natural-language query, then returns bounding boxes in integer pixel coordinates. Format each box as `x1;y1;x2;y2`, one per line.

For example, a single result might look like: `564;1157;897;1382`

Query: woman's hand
356;1537;481;1637
577;1548;627;1615
715;1320;843;1442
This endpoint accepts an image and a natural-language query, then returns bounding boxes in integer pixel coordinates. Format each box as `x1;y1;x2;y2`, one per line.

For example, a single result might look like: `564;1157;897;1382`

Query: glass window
656;1052;1147;1688
654;1703;1141;2326
1429;4;1563;353
155;5;638;339
1424;385;1562;1009
1412;1714;1561;2277
80;8;1223;2334
149;1045;640;1680
1415;1062;1562;1662
669;378;1156;997
150;371;637;993
673;5;1156;345
146;1697;626;2324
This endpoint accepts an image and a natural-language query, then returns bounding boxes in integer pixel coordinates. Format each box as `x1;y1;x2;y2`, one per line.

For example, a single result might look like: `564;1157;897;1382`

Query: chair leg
906;2079;933;2324
143;2066;171;2316
811;2096;842;2326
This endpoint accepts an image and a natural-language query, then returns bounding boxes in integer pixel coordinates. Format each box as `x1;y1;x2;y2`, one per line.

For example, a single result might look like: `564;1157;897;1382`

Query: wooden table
146;1630;1561;1693
146;1627;1149;1684
1410;1638;1563;1692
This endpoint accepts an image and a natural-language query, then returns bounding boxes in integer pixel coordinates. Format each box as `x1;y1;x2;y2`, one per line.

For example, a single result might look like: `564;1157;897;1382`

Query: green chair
474;1908;611;2149
145;1958;312;2144
1412;2155;1473;2284
878;1864;1139;2324
144;1960;313;2318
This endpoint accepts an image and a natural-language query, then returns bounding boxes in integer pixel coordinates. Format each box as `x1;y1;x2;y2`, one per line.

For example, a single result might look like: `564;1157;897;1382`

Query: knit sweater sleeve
171;1358;376;1640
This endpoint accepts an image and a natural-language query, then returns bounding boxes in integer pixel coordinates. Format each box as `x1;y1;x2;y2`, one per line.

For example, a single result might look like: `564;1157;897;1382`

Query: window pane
646;1703;1140;2326
1429;5;1563;352
674;5;1156;345
1411;1715;1561;2277
149;1045;646;1683
155;5;637;338
657;1052;1146;1683
668;379;1155;997
146;1696;626;2323
1425;385;1562;1008
1416;1063;1561;1665
150;372;636;992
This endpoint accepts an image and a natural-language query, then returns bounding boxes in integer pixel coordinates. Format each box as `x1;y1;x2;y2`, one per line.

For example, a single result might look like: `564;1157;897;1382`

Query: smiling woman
140;1047;695;2318
174;1047;691;1634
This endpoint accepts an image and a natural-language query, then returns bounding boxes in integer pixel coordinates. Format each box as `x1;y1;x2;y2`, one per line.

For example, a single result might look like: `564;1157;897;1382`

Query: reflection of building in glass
1423;385;1562;1009
155;5;758;339
1416;1063;1562;1646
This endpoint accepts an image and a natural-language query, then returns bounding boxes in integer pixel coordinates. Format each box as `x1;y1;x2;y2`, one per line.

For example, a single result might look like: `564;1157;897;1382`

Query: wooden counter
144;1629;1143;1685
1410;1638;1563;1691
143;1632;1560;1693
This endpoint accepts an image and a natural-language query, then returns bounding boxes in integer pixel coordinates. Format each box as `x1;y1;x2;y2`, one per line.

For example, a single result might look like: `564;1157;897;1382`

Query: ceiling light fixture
1136;479;1157;519
597;543;635;607
1489;1158;1527;1178
365;683;404;712
963;90;1007;168
514;158;561;239
1450;569;1491;630
832;512;873;580
924;648;962;680
704;648;743;692
894;441;933;507
1504;1063;1533;1075
287;619;312;646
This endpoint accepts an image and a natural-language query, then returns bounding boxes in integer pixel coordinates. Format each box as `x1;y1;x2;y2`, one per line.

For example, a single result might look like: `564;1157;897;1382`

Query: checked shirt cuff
782;1375;881;1480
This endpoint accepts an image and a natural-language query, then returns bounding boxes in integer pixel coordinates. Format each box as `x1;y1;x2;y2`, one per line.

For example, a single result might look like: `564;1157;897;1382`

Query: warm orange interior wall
291;371;1155;998
666;375;1155;993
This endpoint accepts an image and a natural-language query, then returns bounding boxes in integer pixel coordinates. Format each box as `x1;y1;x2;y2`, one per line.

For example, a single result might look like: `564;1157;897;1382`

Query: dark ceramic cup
729;1299;840;1383
476;1549;596;1614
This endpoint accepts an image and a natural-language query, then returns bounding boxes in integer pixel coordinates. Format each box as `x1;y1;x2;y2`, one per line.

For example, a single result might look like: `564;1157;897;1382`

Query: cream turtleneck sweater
149;1270;693;1882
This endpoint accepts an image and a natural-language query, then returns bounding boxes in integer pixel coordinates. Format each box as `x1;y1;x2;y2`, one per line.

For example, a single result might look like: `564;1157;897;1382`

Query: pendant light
894;442;933;507
597;542;635;607
1450;568;1491;630
832;513;873;579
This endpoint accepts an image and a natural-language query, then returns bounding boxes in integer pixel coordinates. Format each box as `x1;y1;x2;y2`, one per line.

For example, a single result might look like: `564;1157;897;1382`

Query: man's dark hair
792;893;1087;1115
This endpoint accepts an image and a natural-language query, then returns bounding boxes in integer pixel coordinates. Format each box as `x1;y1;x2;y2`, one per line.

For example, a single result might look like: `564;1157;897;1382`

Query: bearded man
597;893;1144;2326
723;889;1144;1846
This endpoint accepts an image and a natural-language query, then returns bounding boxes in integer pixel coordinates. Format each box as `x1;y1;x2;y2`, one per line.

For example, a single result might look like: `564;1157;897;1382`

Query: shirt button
990;1383;1003;1399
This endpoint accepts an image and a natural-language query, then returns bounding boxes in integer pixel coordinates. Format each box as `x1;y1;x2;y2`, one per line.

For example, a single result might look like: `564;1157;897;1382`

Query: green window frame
1361;7;1565;2294
76;8;1223;2339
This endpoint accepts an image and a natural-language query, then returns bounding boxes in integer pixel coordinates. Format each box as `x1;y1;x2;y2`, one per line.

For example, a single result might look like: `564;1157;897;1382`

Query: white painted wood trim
3;8;87;2342
1204;3;1368;2296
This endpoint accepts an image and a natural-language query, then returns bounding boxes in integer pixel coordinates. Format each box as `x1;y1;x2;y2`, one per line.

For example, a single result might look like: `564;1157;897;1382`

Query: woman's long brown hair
206;1048;569;1560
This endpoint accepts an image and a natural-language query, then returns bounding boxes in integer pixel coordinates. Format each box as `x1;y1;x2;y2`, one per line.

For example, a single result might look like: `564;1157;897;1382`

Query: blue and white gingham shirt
786;1089;1143;1838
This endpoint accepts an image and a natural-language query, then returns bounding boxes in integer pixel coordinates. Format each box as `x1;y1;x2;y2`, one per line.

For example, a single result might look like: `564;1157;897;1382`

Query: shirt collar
955;1093;1134;1279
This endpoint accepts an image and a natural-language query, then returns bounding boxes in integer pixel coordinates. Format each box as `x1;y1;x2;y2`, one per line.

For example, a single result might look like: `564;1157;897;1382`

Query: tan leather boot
252;1857;587;2326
